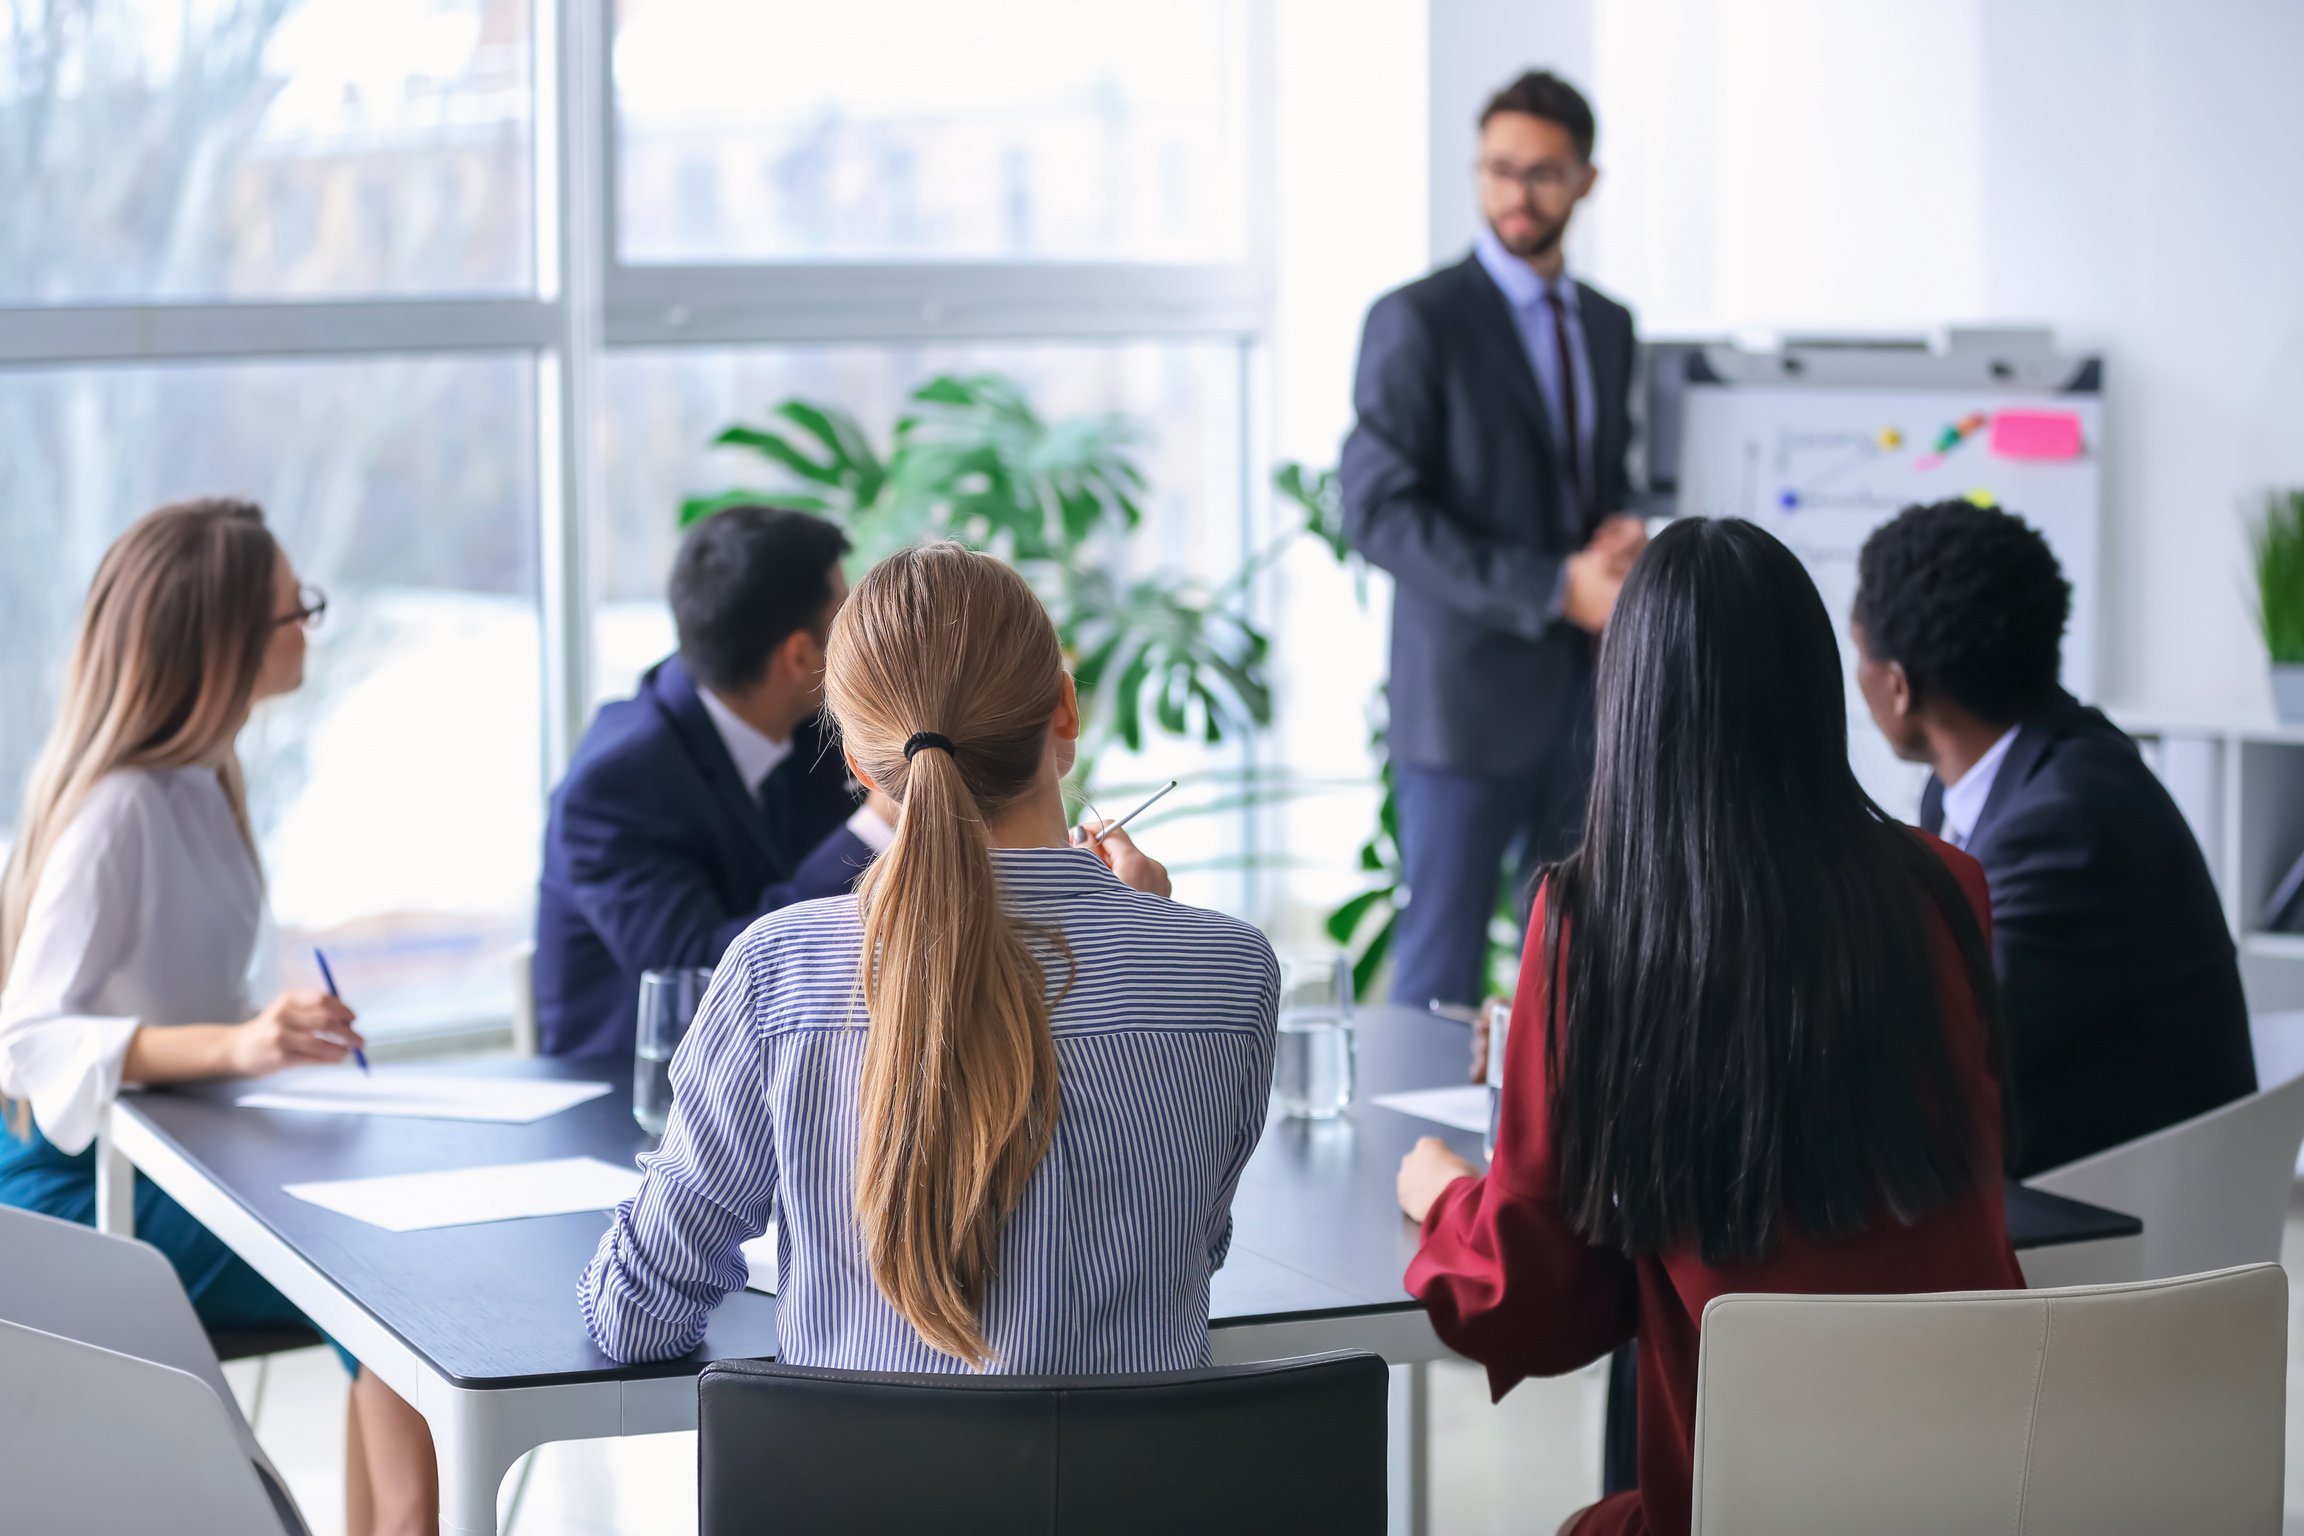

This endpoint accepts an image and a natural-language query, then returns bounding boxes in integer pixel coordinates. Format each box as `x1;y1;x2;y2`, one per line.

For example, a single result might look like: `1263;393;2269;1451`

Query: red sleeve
1405;885;1638;1396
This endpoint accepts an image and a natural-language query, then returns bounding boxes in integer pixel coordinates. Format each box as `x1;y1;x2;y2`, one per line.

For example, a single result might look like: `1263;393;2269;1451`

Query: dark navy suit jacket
534;655;871;1058
1922;691;2256;1175
1340;254;1636;776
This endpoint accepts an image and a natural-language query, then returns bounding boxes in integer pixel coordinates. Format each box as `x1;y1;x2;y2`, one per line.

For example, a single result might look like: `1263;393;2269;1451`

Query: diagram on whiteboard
1676;378;2102;819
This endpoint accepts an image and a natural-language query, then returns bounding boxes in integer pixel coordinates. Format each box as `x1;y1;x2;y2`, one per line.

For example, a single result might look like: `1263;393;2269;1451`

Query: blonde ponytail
823;543;1068;1366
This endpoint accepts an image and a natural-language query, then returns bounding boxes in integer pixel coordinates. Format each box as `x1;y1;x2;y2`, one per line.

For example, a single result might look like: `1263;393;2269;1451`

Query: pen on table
312;947;370;1076
1085;779;1181;847
1426;1000;1481;1026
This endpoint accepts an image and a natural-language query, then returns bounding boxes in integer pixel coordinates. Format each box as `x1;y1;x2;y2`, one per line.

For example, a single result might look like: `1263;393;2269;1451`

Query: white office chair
511;938;539;1057
1689;1264;2287;1536
0;1204;309;1535
0;1318;293;1535
2027;1069;2304;1281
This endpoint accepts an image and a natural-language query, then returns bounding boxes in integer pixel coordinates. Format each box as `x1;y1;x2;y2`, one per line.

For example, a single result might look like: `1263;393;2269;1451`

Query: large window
0;356;539;1037
1;0;535;301
1;0;1271;1042
613;0;1250;264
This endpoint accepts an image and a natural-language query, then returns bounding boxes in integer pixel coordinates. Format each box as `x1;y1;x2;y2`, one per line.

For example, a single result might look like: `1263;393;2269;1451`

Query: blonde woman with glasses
583;541;1281;1372
0;499;441;1535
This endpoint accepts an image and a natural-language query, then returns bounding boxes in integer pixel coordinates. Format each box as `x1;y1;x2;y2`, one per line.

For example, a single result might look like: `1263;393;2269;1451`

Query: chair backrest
2028;1069;2304;1280
0;1204;307;1534
1690;1264;2287;1536
698;1350;1389;1536
0;1318;290;1536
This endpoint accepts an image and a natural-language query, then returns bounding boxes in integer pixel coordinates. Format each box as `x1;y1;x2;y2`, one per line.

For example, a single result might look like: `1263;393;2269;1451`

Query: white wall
1974;0;2304;717
1573;0;2304;717
1263;0;1431;944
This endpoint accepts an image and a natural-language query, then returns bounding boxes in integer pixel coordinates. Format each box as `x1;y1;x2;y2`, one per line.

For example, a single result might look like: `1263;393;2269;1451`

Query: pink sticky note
1990;410;2084;461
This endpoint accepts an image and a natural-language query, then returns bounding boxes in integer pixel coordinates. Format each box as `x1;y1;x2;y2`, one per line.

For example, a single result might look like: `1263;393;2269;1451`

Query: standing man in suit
534;505;896;1058
1342;69;1645;1009
1853;500;2257;1175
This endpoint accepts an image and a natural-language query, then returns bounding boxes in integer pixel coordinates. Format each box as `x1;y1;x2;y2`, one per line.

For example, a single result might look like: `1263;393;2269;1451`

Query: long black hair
1541;518;2001;1265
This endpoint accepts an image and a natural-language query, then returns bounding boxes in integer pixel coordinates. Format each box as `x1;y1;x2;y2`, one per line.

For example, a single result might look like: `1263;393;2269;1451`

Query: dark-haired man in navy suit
1853;500;2256;1176
534;506;895;1058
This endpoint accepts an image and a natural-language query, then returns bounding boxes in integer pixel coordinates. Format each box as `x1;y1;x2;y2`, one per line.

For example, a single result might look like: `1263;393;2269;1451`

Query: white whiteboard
1676;376;2101;819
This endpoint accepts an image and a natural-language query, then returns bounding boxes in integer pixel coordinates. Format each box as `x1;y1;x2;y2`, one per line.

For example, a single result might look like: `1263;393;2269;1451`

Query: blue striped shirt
579;846;1280;1373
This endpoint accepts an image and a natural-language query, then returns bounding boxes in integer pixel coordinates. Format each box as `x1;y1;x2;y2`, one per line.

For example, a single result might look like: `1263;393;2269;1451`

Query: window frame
0;0;1278;1037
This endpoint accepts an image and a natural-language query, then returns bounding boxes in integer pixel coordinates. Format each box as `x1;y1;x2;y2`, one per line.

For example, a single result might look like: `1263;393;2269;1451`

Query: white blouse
0;767;262;1156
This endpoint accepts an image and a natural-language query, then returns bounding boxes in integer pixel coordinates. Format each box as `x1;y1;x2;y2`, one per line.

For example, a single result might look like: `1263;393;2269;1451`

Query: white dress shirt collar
1939;726;2021;850
695;686;792;799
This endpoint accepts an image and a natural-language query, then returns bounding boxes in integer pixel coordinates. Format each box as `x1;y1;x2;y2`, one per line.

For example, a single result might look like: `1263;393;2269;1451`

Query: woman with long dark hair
1398;518;2022;1536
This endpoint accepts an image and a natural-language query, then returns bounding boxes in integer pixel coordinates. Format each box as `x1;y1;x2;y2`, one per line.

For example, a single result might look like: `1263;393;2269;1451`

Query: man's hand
1587;513;1649;566
1561;548;1627;633
1560;514;1649;634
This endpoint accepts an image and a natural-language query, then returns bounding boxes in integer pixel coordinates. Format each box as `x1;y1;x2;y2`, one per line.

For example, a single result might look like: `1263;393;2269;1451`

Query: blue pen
313;947;370;1075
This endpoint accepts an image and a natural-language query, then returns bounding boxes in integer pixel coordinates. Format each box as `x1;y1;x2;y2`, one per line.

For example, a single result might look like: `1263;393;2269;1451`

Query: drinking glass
634;966;713;1137
1483;998;1513;1161
1272;952;1356;1120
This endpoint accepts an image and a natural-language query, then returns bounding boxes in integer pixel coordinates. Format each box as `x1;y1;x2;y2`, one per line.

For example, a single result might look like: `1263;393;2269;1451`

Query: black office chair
698;1349;1389;1536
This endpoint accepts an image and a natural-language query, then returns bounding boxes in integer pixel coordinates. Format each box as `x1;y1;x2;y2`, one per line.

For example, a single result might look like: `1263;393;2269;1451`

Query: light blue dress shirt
1474;224;1600;526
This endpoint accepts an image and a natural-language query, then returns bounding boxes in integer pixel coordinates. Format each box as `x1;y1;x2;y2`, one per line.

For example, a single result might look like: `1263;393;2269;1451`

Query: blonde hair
1;499;277;1132
822;542;1069;1366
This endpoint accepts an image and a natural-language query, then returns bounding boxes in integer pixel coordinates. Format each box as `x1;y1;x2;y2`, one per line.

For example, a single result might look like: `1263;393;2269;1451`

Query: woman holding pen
583;541;1280;1372
0;499;439;1534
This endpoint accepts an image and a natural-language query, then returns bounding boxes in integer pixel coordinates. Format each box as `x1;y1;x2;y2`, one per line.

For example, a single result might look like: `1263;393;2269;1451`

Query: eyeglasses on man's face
274;584;328;631
1477;157;1583;199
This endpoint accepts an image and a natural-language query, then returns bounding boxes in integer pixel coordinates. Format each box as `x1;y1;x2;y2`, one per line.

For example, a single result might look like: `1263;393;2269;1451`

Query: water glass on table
634;967;713;1137
1273;953;1356;1120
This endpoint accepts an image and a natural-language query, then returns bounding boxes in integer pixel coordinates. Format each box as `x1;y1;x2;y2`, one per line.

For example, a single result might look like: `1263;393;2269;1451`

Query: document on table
1371;1085;1491;1135
238;1069;611;1124
282;1156;642;1233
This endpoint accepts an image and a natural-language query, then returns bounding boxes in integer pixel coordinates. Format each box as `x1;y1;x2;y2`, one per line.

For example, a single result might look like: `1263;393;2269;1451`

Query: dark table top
121;1005;2137;1389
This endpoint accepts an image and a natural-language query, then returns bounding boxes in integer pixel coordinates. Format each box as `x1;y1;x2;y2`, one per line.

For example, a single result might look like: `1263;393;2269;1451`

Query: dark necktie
1545;287;1589;518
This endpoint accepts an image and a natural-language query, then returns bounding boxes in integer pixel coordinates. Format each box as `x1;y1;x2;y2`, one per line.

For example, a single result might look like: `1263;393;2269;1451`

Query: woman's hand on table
229;990;363;1076
1398;1135;1480;1224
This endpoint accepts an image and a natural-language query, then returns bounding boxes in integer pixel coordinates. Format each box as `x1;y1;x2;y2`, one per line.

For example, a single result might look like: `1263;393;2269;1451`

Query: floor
228;1203;2304;1535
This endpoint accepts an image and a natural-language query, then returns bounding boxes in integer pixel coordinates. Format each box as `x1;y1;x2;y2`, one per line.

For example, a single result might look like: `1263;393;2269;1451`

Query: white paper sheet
740;1225;779;1295
238;1070;611;1124
1371;1085;1491;1135
282;1156;643;1233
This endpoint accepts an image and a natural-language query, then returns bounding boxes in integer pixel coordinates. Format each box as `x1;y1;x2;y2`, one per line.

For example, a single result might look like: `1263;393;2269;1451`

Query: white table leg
94;1119;134;1237
1387;1359;1430;1536
421;1373;645;1535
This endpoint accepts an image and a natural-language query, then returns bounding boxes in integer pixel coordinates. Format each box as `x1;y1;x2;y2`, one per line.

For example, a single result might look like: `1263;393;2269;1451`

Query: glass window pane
593;341;1251;912
0;356;540;1039
0;0;534;301
613;0;1251;264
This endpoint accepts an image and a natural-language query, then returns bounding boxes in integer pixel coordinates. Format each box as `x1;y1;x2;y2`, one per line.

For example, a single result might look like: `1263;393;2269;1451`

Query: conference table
93;1005;2141;1535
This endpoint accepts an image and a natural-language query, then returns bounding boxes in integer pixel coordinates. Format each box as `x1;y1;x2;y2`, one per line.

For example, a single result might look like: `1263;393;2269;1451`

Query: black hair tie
903;732;956;761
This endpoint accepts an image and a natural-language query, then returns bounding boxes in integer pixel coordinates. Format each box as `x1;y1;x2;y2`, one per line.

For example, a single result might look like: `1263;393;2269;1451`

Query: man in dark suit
1853;500;2257;1176
534;506;895;1058
1341;69;1644;1008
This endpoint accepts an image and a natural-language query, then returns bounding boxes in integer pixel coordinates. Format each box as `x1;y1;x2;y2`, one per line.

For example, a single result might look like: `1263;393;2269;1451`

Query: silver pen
1086;779;1180;846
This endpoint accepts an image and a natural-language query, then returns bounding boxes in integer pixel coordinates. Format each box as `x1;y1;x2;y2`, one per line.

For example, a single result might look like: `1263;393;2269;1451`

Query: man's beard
1493;215;1566;261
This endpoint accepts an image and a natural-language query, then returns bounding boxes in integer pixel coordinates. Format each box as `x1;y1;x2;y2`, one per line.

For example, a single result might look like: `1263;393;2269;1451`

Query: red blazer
1408;836;2024;1536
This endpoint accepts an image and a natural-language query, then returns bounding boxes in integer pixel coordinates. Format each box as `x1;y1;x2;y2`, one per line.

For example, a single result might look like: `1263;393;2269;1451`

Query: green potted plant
2249;488;2304;722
